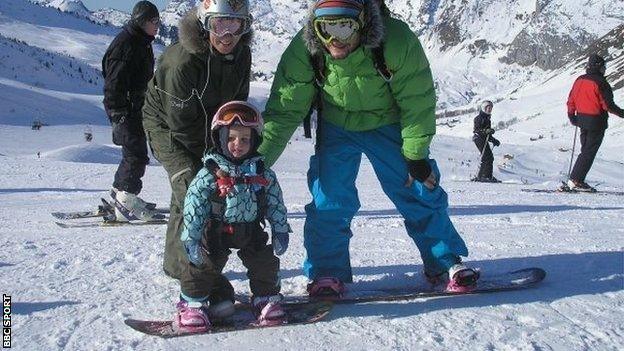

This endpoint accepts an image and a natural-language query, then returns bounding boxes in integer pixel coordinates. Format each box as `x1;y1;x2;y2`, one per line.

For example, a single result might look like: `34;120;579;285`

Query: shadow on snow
226;251;623;319
0;187;107;194
11;301;81;316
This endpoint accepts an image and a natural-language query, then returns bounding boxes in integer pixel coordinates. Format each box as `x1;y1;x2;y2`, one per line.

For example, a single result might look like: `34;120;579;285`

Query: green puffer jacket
142;8;251;161
258;12;436;167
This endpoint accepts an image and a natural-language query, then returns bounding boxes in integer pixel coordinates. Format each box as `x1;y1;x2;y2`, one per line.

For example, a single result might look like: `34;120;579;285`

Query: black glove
485;128;495;135
491;138;500;147
407;159;432;182
112;121;127;146
568;114;577;126
108;109;127;124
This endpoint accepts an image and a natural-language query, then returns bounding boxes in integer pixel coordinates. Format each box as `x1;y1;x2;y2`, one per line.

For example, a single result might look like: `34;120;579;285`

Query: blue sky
82;0;169;13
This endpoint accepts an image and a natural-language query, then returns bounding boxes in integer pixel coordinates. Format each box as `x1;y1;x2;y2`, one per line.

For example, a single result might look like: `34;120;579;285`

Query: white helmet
479;100;493;114
197;0;252;36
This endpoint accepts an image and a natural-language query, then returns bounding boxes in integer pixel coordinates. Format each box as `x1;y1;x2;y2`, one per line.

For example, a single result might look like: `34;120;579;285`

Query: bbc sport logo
2;294;10;349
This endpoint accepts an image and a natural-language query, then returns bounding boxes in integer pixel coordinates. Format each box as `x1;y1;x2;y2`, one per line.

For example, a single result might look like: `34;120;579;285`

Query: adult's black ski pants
112;116;149;194
570;128;605;183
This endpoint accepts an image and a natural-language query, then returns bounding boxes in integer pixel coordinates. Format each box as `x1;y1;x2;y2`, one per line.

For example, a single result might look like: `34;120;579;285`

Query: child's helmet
211;101;263;157
211;100;263;133
479;100;493;114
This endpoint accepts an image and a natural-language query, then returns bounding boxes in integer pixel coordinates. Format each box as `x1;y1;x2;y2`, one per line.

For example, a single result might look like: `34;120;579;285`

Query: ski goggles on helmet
313;17;361;45
204;16;251;37
212;101;263;133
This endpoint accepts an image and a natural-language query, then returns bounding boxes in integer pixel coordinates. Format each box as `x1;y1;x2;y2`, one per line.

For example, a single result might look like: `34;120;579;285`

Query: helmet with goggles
312;0;365;45
197;0;252;37
211;101;263;158
211;100;263;134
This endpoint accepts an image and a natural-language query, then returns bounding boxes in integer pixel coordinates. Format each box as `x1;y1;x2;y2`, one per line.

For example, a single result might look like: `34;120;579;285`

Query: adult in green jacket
143;0;252;280
259;0;479;296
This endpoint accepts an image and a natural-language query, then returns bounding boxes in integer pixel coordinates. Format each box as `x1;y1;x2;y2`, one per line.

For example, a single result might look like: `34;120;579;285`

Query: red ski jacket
567;73;624;130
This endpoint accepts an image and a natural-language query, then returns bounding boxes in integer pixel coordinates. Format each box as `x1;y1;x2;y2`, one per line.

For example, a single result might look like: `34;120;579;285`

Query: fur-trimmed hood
178;7;253;55
303;0;385;56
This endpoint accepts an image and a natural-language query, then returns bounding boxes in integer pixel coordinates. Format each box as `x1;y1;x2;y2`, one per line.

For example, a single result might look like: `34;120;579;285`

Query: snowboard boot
113;190;162;221
207;299;236;320
307;277;346;300
424;270;449;286
173;300;211;333
251;294;286;326
566;179;596;192
446;264;480;292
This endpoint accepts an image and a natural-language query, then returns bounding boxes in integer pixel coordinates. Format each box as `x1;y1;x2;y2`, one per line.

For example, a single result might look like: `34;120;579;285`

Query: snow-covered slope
0;82;622;350
0;34;105;126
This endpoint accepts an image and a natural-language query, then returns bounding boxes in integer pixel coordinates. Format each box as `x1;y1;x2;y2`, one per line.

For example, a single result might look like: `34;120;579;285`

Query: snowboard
268;267;546;305
124;301;332;338
51;198;168;220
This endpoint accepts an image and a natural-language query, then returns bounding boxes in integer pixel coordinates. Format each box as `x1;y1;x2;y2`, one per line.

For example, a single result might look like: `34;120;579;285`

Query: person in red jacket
566;54;624;191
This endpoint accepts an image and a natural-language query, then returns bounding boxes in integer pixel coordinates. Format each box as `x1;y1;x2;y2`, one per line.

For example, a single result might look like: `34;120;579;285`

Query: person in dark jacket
102;1;160;221
472;100;501;182
566;54;624;191
142;0;253;281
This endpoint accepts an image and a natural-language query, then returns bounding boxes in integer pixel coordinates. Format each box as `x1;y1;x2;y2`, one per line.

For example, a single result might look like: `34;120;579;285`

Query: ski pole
566;126;578;180
475;133;490;178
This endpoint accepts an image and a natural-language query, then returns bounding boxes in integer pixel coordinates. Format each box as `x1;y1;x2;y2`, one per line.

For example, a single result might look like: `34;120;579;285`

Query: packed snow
1;80;623;350
0;0;623;349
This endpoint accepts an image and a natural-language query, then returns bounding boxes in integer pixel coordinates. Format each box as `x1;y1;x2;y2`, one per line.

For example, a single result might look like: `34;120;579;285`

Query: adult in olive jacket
259;0;478;295
143;0;252;280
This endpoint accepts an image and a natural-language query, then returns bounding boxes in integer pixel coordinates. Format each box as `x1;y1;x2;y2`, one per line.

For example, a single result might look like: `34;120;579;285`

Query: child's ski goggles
212;101;263;132
313;17;361;45
204;16;251;37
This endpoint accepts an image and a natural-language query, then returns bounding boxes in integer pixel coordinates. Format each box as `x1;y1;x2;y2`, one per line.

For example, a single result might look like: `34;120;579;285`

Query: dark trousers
570;128;605;182
180;222;280;302
474;137;493;178
112;117;149;194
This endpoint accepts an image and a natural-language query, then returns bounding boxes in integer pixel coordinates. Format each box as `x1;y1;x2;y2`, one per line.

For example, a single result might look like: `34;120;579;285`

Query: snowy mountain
90;8;131;27
29;0;131;27
154;0;624;109
30;0;92;19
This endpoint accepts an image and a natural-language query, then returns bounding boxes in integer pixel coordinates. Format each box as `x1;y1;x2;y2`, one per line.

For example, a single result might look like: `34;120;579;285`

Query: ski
261;267;546;305
124;301;332;338
55;219;167;228
51;204;112;220
51;198;168;220
521;188;624;196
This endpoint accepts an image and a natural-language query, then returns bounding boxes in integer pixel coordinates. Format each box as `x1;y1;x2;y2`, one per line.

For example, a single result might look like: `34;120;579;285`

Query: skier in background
472;100;501;183
173;101;290;332
565;54;624;192
258;0;480;297
102;1;160;221
142;0;253;280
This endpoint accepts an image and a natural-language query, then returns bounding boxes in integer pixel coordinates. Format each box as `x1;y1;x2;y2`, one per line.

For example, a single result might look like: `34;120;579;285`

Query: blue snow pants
303;121;469;283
